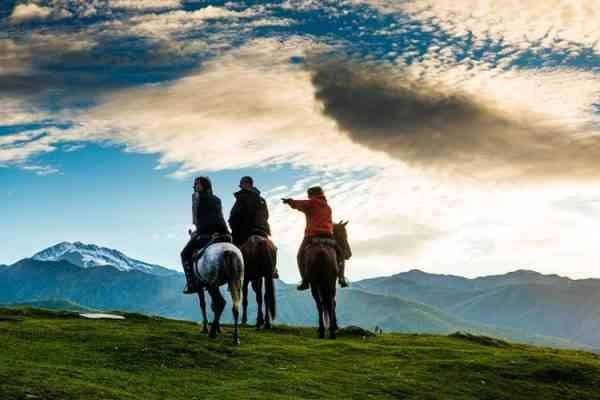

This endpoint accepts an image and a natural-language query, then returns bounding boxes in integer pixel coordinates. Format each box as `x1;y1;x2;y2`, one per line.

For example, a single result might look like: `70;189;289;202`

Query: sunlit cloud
357;0;600;53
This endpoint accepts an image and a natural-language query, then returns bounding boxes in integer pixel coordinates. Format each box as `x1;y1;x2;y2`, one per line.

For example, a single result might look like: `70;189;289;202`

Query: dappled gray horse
193;242;244;344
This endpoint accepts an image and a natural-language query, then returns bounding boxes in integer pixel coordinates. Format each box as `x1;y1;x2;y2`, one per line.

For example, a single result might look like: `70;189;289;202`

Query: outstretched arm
282;198;312;212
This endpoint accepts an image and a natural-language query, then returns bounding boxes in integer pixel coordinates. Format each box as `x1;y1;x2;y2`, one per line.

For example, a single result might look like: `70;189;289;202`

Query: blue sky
1;0;600;280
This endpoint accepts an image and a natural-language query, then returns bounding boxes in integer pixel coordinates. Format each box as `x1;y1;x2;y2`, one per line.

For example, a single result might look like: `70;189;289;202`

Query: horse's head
333;220;349;240
333;220;352;260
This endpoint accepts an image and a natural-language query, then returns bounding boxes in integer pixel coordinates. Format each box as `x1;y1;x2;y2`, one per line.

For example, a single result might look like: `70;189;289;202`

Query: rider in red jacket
283;186;348;290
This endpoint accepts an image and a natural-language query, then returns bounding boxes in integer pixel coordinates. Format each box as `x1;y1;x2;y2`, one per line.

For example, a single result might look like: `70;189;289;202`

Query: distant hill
1;299;95;313
354;269;600;348
32;241;177;277
2;243;600;350
1;308;599;400
0;258;482;336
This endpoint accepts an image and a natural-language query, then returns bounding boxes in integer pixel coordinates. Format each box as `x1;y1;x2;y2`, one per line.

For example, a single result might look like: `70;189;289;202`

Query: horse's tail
224;250;243;309
257;238;277;320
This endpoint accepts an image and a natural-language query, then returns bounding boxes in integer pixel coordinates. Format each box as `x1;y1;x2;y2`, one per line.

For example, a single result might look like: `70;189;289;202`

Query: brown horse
240;235;277;329
305;221;349;339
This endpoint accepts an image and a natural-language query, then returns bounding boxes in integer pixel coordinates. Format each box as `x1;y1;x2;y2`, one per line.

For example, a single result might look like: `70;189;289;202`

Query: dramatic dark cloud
308;59;600;181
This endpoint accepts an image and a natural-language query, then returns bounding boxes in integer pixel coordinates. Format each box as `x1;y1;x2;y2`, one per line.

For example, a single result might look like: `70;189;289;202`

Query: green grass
1;308;599;400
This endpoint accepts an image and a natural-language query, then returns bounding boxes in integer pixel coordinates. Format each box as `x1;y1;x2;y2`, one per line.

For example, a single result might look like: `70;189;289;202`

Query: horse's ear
343;220;349;226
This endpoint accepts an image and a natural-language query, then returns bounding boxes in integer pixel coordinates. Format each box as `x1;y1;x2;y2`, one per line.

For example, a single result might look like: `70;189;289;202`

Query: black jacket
229;187;271;245
192;178;229;236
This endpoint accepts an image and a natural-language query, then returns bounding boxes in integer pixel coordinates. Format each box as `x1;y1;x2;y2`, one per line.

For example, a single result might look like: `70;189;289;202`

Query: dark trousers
181;234;212;284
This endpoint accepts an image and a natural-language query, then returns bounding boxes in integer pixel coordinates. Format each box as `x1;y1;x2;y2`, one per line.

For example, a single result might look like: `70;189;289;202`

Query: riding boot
337;260;349;288
182;260;197;294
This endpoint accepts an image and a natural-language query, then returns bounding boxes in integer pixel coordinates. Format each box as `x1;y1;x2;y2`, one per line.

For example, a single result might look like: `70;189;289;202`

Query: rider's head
307;186;325;199
239;176;254;191
194;176;213;194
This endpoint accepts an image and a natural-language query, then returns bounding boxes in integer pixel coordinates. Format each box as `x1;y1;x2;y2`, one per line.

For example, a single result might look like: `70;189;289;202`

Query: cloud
350;229;441;257
56;38;390;174
307;57;600;181
109;0;182;11
356;0;600;53
9;2;75;23
10;4;53;22
20;164;60;175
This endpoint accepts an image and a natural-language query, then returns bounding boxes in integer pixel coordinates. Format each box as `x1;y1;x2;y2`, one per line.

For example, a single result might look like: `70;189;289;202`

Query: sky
1;0;600;282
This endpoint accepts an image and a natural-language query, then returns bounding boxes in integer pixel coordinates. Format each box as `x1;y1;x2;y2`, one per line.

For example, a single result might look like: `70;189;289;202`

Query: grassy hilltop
1;308;600;400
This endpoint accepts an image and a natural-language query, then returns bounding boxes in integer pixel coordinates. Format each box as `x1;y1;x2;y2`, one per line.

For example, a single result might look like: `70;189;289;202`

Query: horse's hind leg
328;287;337;340
198;289;209;334
263;278;273;330
208;286;226;339
230;279;242;345
241;278;249;325
251;279;264;329
332;295;339;333
311;286;325;339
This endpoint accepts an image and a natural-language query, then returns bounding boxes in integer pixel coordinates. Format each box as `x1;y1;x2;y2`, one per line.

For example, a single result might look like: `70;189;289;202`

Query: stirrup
272;270;280;279
338;277;349;288
296;281;310;291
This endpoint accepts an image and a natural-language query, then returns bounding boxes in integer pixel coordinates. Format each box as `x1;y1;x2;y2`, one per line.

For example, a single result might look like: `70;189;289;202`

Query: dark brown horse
305;221;349;339
240;235;277;329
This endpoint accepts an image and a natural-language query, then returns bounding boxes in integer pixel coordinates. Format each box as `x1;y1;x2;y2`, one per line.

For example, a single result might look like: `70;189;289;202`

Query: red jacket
287;196;333;237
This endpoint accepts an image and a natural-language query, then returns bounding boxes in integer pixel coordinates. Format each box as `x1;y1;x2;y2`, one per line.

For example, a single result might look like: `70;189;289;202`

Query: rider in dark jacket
181;176;230;294
229;176;278;278
229;176;271;246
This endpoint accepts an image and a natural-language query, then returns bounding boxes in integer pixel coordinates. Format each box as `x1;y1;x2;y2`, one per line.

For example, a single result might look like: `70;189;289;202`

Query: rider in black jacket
180;176;230;294
229;176;271;246
229;176;278;278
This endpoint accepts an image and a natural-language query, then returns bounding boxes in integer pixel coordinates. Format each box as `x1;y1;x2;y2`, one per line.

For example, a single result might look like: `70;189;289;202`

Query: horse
305;221;350;339
193;241;244;344
240;235;277;329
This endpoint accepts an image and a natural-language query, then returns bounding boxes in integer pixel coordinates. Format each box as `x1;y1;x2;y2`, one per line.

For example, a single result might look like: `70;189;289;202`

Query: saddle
192;233;233;263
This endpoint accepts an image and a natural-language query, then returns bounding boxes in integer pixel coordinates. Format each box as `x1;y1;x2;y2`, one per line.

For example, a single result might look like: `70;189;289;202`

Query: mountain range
1;242;598;350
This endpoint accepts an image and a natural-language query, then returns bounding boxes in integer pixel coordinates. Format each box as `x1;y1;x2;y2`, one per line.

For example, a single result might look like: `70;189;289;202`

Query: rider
229;176;278;279
181;176;230;294
282;186;349;291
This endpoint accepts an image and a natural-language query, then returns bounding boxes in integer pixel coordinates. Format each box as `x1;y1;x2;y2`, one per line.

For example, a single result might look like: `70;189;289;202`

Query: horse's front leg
251;279;264;329
198;288;209;334
311;286;325;339
241;278;249;325
208;286;226;339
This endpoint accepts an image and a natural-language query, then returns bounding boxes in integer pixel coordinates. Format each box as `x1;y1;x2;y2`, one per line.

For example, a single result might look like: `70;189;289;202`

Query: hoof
264;322;272;330
201;326;209;334
233;337;241;345
318;330;325;339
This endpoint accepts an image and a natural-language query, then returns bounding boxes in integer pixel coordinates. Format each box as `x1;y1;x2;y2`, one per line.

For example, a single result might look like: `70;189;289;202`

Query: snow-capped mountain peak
32;241;178;276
